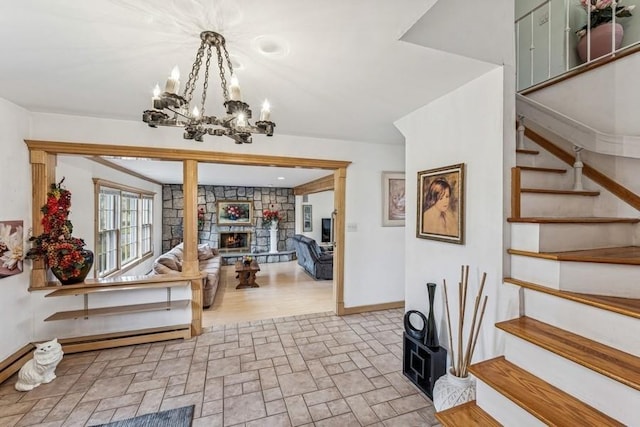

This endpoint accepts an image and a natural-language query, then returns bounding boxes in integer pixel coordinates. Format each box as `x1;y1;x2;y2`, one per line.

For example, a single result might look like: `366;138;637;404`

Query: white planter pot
432;369;476;411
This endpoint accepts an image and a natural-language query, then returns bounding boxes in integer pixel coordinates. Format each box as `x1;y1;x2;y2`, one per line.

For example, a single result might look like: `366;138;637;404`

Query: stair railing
516;0;638;91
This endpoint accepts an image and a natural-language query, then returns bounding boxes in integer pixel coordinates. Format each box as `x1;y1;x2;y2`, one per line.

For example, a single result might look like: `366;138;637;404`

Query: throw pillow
197;243;215;260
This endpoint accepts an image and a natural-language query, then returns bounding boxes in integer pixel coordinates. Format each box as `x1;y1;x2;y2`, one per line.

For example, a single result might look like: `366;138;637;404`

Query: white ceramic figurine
15;338;64;391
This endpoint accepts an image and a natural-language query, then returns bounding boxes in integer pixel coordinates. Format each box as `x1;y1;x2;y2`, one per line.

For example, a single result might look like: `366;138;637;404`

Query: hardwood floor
203;260;333;327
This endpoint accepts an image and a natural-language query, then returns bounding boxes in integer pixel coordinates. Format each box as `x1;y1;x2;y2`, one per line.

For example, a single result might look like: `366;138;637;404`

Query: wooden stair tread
504;278;640;319
470;357;623;426
518;166;566;173
516;148;539;155
520;188;600;196
435;401;501;427
44;300;191;321
497;317;640;391
507;217;640;224
508;246;640;265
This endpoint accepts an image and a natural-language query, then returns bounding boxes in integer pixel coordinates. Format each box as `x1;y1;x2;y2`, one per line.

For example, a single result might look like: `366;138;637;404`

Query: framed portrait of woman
416;163;465;244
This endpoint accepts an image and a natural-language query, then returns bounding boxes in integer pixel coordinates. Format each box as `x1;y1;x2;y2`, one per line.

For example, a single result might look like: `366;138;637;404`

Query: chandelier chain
185;42;206;105
215;44;229;102
200;45;213;115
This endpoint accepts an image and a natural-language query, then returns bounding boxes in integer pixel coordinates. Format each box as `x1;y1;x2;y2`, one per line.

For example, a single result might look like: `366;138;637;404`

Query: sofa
151;242;221;308
291;234;333;280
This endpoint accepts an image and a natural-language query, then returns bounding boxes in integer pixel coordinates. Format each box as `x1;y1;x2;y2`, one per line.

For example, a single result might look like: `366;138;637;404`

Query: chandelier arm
215;44;230;102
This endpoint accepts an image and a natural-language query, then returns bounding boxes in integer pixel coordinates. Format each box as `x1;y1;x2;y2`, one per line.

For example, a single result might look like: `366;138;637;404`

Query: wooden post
572;146;584;191
334;167;346;315
511;167;521;219
183;159;201;336
30;150;56;288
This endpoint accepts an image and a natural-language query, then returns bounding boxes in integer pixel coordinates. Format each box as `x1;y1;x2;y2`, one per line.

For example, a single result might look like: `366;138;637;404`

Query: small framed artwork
417;163;465;244
217;200;253;226
0;220;24;279
302;205;313;232
382;171;406;227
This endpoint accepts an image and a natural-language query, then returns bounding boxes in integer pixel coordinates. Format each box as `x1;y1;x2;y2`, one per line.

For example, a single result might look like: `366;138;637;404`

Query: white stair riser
504;335;639;426
523;289;640;356
520;170;572;190
511;223;635;252
521;193;595;217
510;255;640;298
475;380;545;426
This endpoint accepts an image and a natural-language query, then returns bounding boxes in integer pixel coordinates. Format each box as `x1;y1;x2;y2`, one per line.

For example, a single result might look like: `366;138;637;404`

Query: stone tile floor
0;309;441;426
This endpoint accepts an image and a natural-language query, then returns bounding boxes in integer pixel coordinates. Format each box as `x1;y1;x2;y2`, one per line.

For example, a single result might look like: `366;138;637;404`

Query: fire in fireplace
219;232;251;252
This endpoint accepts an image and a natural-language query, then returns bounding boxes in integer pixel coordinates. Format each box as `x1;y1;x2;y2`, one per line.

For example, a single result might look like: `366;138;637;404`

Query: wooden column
334;167;347;315
183;159;202;336
30;150;56;288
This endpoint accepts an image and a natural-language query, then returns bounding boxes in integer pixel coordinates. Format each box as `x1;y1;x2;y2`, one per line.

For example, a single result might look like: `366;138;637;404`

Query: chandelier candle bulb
229;75;242;101
164;65;180;94
152;84;161;109
260;99;271;121
192;106;200;118
237;112;247;127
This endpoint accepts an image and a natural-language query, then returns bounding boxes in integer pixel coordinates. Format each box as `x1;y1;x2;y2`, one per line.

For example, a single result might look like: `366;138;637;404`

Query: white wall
529;53;640;137
295;191;334;243
396;68;507;364
0;98;32;360
29;112;406;308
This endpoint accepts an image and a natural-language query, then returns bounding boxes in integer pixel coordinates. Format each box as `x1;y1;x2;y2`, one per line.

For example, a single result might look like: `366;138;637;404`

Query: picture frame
302;204;313;232
217;200;253;226
0;220;24;278
416;163;465;244
382;171;406;227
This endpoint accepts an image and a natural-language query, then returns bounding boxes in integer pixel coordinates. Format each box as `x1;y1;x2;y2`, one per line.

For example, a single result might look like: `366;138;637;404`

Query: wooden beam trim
524;128;640;211
511;167;521;219
293;174;335;195
88;157;163;185
25;140;351;170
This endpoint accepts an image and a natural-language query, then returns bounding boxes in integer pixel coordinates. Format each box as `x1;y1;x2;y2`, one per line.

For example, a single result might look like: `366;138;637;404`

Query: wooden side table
234;260;260;289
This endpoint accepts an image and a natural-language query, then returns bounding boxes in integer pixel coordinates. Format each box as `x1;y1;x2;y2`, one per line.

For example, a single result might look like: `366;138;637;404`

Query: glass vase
424;282;439;348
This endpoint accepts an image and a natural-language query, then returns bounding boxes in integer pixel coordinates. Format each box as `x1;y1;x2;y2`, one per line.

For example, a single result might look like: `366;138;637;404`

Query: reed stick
457;279;463;376
462;272;487;371
442;278;455;376
465;296;488;377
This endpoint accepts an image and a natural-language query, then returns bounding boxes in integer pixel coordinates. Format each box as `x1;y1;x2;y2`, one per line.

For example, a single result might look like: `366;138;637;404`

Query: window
94;179;155;277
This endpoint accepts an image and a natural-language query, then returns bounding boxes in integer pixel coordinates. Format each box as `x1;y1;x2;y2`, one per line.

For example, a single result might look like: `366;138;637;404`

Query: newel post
517;115;526;150
572;146;585;191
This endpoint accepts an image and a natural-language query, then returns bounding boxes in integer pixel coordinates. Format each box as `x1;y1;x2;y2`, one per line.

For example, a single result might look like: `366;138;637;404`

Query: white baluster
517;115;525;150
611;1;618;55
573;146;584;191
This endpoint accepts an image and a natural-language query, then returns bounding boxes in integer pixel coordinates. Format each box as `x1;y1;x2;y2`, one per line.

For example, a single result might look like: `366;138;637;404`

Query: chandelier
142;31;275;144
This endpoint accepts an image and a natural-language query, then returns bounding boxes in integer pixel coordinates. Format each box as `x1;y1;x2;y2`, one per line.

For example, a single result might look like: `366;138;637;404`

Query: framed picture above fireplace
217;200;253;226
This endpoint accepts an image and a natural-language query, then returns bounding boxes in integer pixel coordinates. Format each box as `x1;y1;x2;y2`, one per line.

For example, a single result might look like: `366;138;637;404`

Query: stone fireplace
219;232;251;252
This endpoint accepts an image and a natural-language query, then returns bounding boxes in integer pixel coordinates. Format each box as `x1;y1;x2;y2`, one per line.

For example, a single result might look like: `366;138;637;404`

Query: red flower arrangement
262;208;283;228
26;178;90;282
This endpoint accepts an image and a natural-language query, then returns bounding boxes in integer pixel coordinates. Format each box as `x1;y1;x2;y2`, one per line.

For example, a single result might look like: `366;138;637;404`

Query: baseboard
0;325;191;385
0;343;35;385
341;300;405;315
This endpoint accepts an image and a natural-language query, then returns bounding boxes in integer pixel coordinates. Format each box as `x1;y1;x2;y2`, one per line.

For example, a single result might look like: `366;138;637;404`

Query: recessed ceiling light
277;176;285;180
252;35;290;58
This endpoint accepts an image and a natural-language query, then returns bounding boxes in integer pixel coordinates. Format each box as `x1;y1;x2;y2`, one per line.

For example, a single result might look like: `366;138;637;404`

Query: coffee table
234;259;260;289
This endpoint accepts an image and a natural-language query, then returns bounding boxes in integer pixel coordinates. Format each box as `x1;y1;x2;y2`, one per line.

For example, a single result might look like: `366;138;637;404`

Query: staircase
436;127;640;426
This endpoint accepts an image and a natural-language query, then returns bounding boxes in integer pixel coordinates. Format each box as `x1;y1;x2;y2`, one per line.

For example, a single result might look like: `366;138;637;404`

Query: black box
402;332;447;399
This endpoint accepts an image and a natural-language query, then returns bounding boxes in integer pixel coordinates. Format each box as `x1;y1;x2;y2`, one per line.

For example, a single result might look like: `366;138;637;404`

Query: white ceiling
0;0;496;146
105;157;332;187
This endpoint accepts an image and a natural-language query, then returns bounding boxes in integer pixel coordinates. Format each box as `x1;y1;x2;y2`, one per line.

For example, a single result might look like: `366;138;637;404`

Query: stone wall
162;184;295;254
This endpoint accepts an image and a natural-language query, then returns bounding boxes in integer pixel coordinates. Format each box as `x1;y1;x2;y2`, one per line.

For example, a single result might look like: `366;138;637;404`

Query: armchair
291;234;333;280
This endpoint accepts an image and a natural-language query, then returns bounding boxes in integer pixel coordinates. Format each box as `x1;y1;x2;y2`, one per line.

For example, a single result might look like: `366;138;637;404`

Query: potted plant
576;0;635;62
432;265;488;412
26;178;93;285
